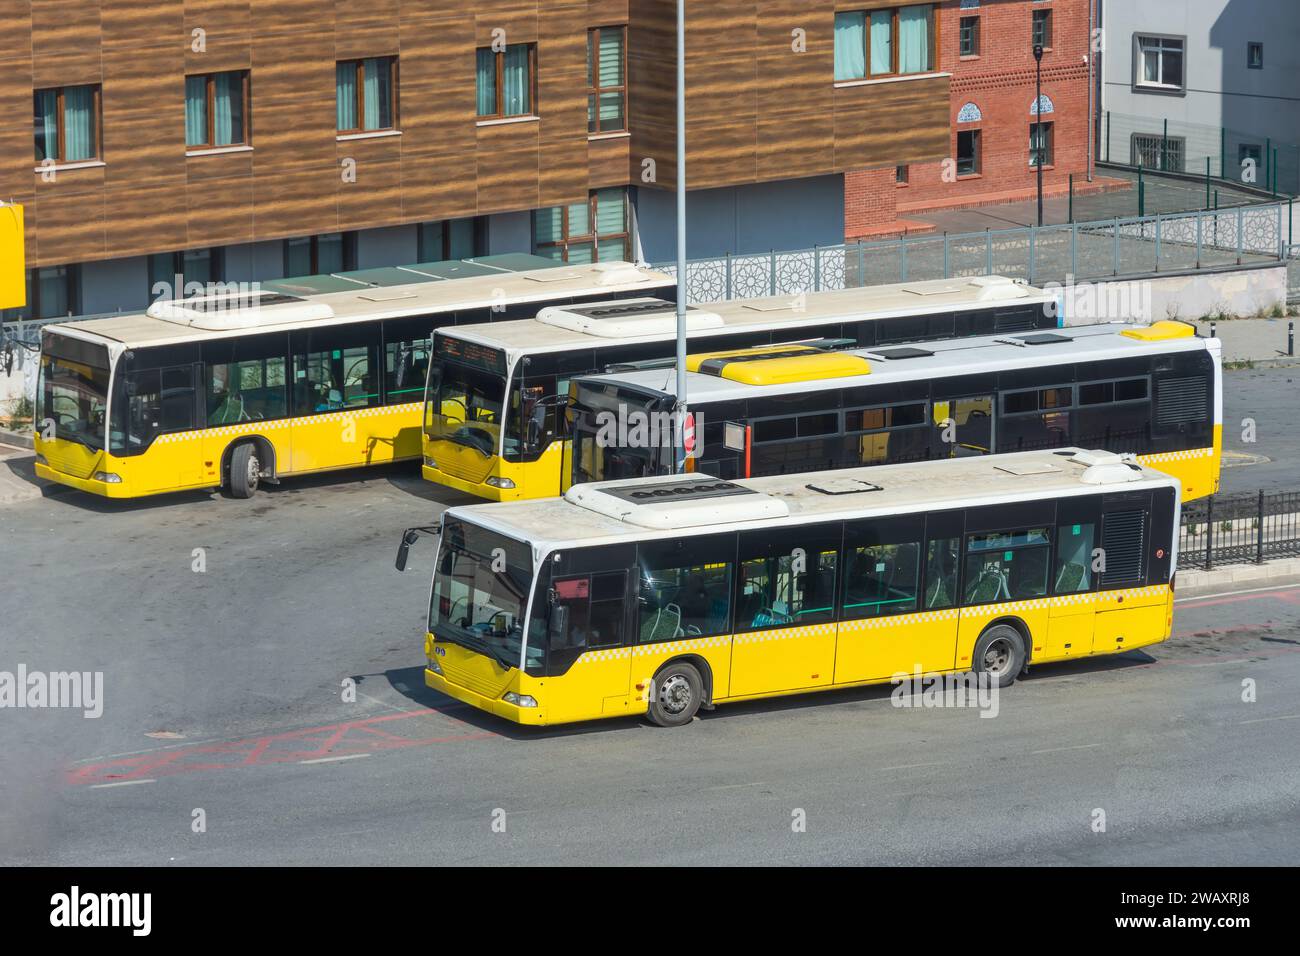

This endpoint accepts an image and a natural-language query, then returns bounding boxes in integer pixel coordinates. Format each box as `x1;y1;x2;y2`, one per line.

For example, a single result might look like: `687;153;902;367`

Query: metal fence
1100;110;1300;198
1179;490;1300;571
657;201;1296;303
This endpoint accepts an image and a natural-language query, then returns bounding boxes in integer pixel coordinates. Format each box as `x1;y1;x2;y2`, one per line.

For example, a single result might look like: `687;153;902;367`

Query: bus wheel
973;625;1025;689
229;443;261;499
648;661;703;728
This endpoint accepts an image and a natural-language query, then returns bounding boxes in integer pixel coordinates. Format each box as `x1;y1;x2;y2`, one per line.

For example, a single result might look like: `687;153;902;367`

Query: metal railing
1101;110;1300;198
1179;490;1300;571
657;201;1296;303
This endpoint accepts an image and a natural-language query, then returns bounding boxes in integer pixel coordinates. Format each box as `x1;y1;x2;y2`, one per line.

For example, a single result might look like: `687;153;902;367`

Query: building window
960;16;980;56
588;27;626;133
533;188;629;263
33;85;101;164
833;5;936;81
1031;9;1052;49
284;233;357;277
1030;121;1054;167
1135;35;1185;91
476;44;536;119
2;265;80;321
185;71;249;148
417;218;486;262
336;58;397;133
1247;42;1263;70
1132;133;1185;172
896;165;909;185
148;249;225;301
957;129;980;176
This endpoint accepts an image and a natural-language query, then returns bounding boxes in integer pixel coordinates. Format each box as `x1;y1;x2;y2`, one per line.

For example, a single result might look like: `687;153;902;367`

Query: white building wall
1101;0;1300;178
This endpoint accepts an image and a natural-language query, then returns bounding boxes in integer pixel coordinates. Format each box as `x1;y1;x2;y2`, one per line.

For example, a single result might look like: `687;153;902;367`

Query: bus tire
229;442;261;499
648;661;703;728
973;624;1025;689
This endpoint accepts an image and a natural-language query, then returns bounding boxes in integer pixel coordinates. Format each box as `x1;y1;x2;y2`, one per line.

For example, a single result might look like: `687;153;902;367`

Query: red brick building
845;0;1094;239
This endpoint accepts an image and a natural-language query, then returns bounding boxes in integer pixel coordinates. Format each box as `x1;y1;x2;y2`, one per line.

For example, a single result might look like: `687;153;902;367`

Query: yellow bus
32;258;671;499
404;449;1180;727
423;275;1061;501
570;320;1223;501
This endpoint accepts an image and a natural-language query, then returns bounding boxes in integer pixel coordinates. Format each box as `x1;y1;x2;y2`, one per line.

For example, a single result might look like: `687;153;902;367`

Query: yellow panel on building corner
1120;320;1195;341
0;203;25;309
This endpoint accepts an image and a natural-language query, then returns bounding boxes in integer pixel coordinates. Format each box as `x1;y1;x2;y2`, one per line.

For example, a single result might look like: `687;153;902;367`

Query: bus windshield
425;335;508;456
429;518;533;669
39;334;112;451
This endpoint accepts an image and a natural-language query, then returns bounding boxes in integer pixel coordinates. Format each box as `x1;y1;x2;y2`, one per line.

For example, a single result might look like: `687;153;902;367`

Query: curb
0;427;33;450
1176;557;1300;595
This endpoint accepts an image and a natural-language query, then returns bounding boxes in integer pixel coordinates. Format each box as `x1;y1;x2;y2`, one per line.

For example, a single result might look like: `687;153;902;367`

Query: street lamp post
674;0;688;473
1033;43;1044;227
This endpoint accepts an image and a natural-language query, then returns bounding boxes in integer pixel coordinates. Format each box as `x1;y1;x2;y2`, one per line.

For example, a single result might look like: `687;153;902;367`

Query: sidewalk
0;442;41;505
1188;317;1300;366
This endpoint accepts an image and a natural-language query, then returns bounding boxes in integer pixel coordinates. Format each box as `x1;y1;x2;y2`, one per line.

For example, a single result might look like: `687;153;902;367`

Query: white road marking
1176;582;1300;604
1030;743;1102;756
90;779;157;789
300;753;372;765
1238;713;1300;725
877;761;945;772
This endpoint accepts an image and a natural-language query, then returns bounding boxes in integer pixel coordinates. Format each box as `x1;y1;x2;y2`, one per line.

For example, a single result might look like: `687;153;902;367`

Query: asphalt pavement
0;364;1296;865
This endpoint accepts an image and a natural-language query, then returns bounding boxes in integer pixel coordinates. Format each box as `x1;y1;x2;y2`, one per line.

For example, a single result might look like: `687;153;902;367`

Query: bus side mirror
395;525;440;572
395;529;420;572
548;605;570;645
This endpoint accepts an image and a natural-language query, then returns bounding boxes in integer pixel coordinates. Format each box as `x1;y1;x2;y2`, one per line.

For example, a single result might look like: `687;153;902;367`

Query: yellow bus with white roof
422;274;1060;500
569;320;1223;501
406;449;1180;727
32;257;671;499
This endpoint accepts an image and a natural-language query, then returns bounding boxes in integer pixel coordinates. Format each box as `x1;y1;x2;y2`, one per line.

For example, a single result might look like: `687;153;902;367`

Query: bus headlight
502;691;537;708
92;471;122;484
484;476;516;489
427;657;443;674
423;456;437;468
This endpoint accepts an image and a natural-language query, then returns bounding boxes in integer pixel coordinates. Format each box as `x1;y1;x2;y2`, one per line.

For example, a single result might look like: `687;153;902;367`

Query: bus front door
932;395;993;458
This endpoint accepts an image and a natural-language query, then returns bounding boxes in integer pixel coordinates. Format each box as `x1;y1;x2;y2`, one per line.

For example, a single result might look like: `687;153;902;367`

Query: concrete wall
1054;264;1288;325
634;175;846;263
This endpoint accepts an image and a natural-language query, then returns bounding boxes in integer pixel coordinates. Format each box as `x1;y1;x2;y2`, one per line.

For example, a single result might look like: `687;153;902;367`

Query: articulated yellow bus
408;449;1180;727
570;320;1223;502
32;258;671;499
423;275;1060;500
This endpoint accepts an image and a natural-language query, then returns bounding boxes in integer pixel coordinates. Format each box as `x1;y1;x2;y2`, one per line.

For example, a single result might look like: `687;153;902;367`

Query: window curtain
833;12;866;81
446;219;475;260
185;77;207;146
869;11;892;75
476;49;496;115
594;189;626;261
598;29;623;129
212;73;242;145
363;58;391;130
34;89;58;160
336;63;358;131
503;45;530;116
533;207;564;248
898;5;932;74
62;85;94;160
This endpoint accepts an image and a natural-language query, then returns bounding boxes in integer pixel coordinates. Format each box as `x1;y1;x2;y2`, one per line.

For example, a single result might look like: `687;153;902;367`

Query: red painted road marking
68;708;497;787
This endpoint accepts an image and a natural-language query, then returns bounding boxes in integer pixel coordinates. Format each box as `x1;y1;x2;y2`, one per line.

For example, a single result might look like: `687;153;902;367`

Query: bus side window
637;537;735;642
551;572;626;650
922;508;964;610
1053;522;1096;594
841;516;922;620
